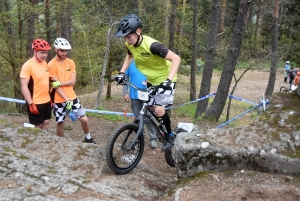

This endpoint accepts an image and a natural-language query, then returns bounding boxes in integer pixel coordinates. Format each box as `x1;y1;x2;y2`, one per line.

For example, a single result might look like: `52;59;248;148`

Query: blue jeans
131;99;157;140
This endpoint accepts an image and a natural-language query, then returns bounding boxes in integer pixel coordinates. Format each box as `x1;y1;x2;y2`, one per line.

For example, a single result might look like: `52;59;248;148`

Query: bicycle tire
164;147;175;167
280;86;288;93
105;123;144;175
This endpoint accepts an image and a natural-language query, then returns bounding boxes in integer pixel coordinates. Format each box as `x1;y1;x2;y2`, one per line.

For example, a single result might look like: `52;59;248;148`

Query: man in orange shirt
20;39;52;130
48;38;96;144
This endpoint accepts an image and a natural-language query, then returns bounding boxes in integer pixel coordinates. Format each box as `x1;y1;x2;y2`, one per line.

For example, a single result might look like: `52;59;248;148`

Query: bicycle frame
105;81;177;174
120;81;165;151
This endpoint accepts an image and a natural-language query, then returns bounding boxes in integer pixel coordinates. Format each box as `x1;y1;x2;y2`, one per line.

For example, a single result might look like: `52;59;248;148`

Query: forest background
0;0;299;122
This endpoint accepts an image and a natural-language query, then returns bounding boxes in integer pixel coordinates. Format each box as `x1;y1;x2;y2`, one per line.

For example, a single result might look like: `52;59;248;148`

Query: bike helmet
286;61;290;64
54;38;72;50
114;14;143;37
32;39;51;51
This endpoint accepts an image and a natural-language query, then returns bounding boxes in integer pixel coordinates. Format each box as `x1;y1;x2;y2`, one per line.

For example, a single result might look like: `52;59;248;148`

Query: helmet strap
34;51;43;63
133;33;142;47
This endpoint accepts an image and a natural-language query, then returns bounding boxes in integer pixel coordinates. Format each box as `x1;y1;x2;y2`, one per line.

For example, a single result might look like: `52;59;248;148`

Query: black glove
115;72;125;85
159;79;172;90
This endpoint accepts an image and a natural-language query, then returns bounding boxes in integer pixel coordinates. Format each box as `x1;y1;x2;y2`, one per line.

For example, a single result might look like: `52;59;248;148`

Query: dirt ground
6;70;298;200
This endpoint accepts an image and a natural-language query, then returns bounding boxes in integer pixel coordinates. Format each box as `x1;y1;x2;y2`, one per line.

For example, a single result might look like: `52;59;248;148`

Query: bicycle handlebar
116;80;159;101
117;80;158;93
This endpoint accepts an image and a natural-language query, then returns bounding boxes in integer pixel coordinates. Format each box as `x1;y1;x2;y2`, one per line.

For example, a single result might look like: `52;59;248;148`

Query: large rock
0;117;176;200
174;93;300;178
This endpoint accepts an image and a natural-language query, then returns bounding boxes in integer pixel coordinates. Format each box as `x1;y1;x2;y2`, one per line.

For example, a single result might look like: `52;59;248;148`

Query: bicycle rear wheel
164;147;175;167
105;123;144;174
280;86;288;93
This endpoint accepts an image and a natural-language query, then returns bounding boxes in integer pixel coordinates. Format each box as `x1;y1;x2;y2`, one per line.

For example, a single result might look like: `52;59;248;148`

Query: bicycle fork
125;112;145;151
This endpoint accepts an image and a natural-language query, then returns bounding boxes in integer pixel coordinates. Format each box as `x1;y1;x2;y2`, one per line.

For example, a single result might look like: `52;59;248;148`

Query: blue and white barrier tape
216;99;270;129
0;96;134;116
0;93;264;120
227;94;257;105
84;109;134;116
166;93;217;110
0;97;25;104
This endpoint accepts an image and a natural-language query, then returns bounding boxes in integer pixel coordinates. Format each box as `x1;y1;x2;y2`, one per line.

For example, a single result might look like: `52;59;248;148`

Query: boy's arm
120;55;133;73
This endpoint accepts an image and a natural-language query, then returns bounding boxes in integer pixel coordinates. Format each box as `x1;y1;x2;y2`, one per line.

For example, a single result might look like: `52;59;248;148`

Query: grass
172;95;258;128
86;107;129;122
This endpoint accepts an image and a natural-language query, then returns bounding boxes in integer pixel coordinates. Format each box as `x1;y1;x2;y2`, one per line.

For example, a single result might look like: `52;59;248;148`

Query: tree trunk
177;0;186;58
258;0;267;36
26;0;37;59
195;0;221;119
265;0;279;97
105;50;114;99
254;0;261;39
226;67;250;121
190;0;198;101
205;0;252;121
168;0;177;51
61;2;72;58
219;0;226;33
45;0;51;60
95;15;113;108
1;0;25;112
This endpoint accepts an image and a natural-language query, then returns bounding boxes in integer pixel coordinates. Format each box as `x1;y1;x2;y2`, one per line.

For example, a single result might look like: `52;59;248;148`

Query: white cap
286;61;290;64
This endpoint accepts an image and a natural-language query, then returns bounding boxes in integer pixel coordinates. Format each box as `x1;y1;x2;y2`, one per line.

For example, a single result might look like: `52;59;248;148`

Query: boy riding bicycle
114;14;181;151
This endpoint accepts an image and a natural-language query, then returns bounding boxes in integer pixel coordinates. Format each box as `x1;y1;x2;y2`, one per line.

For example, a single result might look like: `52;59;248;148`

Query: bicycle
105;81;180;175
280;86;289;93
280;83;300;97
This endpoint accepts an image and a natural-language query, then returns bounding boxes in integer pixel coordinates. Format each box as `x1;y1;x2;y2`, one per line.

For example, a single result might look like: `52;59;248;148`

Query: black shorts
27;101;52;125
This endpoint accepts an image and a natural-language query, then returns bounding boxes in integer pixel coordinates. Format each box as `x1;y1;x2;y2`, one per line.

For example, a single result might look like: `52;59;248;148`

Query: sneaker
150;139;157;148
161;135;174;151
84;137;97;144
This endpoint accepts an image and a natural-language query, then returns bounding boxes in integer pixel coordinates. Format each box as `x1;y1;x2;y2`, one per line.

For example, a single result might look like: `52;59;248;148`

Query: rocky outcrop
0;117;175;201
174;93;300;178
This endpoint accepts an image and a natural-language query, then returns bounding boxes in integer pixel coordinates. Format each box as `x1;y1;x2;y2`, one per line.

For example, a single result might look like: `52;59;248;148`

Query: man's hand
66;101;72;111
115;72;125;85
51;81;61;89
159;79;172;90
29;103;39;115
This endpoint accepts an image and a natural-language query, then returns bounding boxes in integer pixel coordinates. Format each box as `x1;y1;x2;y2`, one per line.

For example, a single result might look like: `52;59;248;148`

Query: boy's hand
115;72;125;85
159;79;172;90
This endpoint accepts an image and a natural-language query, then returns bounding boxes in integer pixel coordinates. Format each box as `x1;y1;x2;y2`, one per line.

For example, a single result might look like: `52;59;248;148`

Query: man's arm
123;74;130;101
60;72;76;86
20;78;33;104
50;73;76;102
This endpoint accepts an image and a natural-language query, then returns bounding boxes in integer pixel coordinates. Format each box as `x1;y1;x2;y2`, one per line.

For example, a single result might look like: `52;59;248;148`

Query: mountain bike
105;81;179;175
280;83;300;97
280;86;289;93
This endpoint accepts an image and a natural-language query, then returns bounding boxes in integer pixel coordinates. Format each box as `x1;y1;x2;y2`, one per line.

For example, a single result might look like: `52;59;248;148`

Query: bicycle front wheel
105;123;144;175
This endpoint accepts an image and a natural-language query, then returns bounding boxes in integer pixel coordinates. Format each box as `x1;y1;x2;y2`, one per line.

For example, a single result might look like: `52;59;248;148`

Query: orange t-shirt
48;58;77;103
294;72;300;86
20;58;50;104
